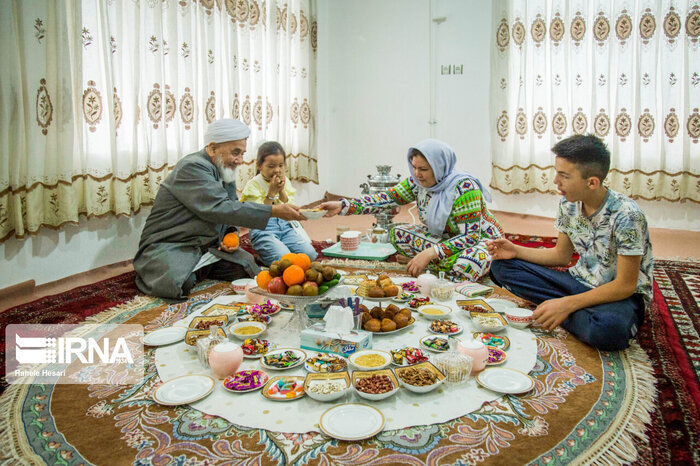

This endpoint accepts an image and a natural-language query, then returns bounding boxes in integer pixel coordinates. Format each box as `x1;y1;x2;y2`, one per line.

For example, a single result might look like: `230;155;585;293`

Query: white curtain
0;0;317;243
490;0;699;203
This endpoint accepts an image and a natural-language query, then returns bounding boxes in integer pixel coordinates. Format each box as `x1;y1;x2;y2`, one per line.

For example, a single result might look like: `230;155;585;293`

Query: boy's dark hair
552;134;610;181
256;141;286;173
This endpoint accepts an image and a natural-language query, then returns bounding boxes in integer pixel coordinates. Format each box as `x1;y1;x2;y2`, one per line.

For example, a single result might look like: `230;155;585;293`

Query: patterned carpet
1;237;698;464
0;280;653;465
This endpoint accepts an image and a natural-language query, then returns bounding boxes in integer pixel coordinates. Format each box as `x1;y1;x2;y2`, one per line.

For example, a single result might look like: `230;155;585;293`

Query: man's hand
218;242;238;253
318;201;342;217
533;297;576;331
406;248;438;277
485;238;517;260
271;203;305;221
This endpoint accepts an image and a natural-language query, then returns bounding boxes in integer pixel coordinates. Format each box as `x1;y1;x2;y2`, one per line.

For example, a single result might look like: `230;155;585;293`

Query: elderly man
134;119;305;300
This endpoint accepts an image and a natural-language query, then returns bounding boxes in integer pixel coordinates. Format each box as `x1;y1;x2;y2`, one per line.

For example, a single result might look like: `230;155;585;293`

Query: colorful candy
408;296;432;309
391;347;428;365
268;378;304;398
224;370;267;391
264;350;301;368
241;338;271;356
250;300;281;315
401;281;420;293
422;337;450;351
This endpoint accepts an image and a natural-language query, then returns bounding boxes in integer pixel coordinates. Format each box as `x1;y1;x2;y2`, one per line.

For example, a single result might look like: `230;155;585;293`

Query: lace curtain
490;0;699;203
0;0;317;243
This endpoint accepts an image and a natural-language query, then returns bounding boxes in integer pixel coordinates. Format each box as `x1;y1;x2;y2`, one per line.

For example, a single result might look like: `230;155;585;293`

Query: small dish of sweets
394;361;446;393
400;281;421;293
304;353;348;373
222;370;269;393
262;376;306;400
260;348;306;370
408;296;432;309
249;300;281;316
429;319;463;335
304;372;351;402
352;369;399;401
391;347;429;366
237;312;271;324
471;313;507;333
420;335;451;352
241;338;273;358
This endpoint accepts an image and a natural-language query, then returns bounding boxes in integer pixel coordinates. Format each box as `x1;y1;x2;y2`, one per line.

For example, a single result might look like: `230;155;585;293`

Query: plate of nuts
351;369;399;401
394;362;446;393
304;372;351;402
429;319;463;336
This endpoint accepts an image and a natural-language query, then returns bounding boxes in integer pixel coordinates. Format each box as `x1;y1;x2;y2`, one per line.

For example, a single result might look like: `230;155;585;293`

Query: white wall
317;0;699;231
2;1;697;290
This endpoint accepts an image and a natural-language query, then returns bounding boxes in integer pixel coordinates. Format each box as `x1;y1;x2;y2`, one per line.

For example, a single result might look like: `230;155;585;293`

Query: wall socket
441;65;451;75
453;64;463;75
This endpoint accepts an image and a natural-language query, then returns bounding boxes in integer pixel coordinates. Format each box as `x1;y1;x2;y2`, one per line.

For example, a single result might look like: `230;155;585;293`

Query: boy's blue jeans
249;218;318;266
489;259;644;351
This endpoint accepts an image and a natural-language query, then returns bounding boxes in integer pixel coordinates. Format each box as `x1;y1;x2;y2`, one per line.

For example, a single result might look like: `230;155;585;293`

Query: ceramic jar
208;342;244;379
245;282;265;304
457;338;489;374
416;272;438;296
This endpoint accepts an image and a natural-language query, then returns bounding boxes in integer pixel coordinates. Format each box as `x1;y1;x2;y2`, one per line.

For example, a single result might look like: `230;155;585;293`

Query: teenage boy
487;134;653;351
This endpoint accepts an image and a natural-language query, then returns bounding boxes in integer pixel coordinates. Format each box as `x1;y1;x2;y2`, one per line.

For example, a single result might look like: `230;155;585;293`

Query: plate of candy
249;300;282;316
262;376;306;401
222;370;269;393
419;335;451;352
260;348;306;370
304;353;348;373
390;347;429;366
241;338;275;358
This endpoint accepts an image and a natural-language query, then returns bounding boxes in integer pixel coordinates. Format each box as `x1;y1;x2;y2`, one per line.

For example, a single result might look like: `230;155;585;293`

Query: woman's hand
485;238;517;260
406;248;438;277
318;201;342;217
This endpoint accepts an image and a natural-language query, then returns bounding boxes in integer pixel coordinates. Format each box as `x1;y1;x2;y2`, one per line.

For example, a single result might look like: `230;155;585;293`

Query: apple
302;281;319;296
268;277;287;295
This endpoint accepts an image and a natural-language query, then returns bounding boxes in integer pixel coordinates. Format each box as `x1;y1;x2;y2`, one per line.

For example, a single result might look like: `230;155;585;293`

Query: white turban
204;119;250;146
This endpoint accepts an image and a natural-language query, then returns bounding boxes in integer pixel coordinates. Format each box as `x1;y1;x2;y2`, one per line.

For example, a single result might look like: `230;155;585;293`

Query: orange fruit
291;253;311;271
282;264;305;287
256;270;272;290
280;252;297;263
222;232;239;249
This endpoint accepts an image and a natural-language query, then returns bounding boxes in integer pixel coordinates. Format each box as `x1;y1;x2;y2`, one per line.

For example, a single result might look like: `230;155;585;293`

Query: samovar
359;165;402;233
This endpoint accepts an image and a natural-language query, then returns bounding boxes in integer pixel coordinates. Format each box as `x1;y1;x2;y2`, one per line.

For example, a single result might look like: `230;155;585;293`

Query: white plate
348;349;392;370
300;209;325;220
319;403;385;440
143;327;187;346
153;375;215;405
475;368;535;394
260;348;307;371
417;303;452;320
419;335;451;352
428;321;464;336
485;298;518;313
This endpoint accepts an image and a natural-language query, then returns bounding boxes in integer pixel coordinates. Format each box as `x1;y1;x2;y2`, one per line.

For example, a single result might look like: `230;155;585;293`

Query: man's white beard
215;159;237;184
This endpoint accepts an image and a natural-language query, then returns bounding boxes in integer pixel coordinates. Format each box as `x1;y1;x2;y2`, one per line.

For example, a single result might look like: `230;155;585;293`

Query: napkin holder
300;322;372;358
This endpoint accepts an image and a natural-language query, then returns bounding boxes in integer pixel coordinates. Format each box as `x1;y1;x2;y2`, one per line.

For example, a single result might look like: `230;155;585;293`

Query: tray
248;277;344;307
321;242;396;260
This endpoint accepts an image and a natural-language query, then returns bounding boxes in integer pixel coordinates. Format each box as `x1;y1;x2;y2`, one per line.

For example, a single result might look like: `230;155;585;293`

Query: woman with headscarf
319;139;503;280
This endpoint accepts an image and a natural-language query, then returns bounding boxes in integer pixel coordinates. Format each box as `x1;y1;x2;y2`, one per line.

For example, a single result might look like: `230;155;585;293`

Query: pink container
245;282;265;304
457;339;489;374
208;342;243;379
415;273;438;295
340;231;361;251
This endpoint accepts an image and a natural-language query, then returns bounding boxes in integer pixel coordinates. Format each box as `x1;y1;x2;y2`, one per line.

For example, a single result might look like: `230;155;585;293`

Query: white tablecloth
155;292;537;433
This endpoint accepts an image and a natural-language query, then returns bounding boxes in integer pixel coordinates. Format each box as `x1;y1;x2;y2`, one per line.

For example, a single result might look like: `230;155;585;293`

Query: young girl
241;141;318;266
